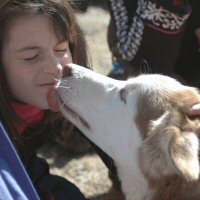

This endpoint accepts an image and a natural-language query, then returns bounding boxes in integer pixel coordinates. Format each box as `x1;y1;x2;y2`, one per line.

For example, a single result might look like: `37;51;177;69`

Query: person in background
174;0;200;88
0;0;89;199
106;0;200;87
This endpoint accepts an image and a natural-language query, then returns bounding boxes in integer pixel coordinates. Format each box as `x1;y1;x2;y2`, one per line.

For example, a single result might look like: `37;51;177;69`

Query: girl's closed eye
55;49;67;54
54;41;69;55
23;54;38;61
16;47;40;61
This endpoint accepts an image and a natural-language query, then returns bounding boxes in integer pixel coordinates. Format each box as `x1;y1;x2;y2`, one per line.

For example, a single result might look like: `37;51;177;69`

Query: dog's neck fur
117;163;154;200
58;64;200;200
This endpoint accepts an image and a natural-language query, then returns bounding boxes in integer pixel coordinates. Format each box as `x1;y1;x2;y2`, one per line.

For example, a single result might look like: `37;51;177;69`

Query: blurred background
75;0;112;75
38;1;113;200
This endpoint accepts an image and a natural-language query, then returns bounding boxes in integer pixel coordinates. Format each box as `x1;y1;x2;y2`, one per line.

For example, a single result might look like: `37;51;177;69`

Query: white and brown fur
56;64;200;200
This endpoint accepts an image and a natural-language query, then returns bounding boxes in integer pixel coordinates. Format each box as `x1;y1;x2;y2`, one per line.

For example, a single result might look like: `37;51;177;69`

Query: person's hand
188;103;200;134
188;103;200;116
195;27;200;45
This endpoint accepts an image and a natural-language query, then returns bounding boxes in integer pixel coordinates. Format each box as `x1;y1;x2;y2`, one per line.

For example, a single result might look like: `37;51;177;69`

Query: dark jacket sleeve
174;0;200;87
106;0;193;76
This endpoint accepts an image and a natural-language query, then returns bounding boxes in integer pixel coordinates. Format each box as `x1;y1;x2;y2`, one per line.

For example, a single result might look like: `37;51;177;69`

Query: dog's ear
165;126;199;181
139;111;200;182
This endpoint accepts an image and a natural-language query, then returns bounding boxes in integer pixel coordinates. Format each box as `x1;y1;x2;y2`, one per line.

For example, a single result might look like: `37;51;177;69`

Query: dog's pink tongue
47;88;60;112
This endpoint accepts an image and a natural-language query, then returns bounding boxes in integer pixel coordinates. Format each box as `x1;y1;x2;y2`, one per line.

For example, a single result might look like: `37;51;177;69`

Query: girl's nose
43;60;62;78
43;53;72;78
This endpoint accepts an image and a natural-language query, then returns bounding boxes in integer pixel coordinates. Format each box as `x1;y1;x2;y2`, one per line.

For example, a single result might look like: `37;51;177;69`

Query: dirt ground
76;2;112;75
38;2;114;200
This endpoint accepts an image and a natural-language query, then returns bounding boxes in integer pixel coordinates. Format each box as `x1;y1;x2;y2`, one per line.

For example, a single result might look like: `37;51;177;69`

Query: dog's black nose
62;65;71;78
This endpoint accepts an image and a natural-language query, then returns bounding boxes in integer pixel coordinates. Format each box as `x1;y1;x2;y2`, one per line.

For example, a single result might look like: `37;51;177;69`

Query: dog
50;64;200;200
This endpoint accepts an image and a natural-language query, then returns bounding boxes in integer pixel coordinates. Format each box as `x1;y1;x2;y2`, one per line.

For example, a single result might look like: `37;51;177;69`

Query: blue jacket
0;122;39;200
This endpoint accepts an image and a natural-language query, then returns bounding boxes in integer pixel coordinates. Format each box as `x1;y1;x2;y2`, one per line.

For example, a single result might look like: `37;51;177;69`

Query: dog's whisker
138;59;151;75
59;79;69;83
52;77;60;82
57;85;71;89
50;74;60;82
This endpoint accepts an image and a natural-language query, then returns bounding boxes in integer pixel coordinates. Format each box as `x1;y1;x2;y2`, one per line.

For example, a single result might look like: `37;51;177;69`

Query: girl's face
2;15;72;109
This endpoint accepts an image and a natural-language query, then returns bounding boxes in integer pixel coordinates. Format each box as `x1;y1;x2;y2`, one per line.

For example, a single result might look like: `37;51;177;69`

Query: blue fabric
0;122;40;200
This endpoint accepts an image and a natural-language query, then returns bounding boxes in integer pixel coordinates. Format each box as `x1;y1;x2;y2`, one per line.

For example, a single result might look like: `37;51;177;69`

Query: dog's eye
119;88;127;104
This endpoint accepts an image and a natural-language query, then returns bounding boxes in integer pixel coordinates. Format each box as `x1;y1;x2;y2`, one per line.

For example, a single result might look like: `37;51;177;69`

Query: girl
0;0;89;199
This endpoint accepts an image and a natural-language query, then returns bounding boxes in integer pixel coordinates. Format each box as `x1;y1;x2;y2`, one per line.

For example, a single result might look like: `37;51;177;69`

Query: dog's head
133;76;200;183
55;64;200;188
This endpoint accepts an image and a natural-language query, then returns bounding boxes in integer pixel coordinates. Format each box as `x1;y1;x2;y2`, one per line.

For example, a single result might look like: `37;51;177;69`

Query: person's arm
195;28;200;45
0;122;40;200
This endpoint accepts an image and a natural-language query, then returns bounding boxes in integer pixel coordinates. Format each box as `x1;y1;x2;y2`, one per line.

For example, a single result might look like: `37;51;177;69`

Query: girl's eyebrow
15;46;40;52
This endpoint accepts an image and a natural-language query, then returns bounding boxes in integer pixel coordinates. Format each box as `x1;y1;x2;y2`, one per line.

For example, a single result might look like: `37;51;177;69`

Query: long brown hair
0;0;89;150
